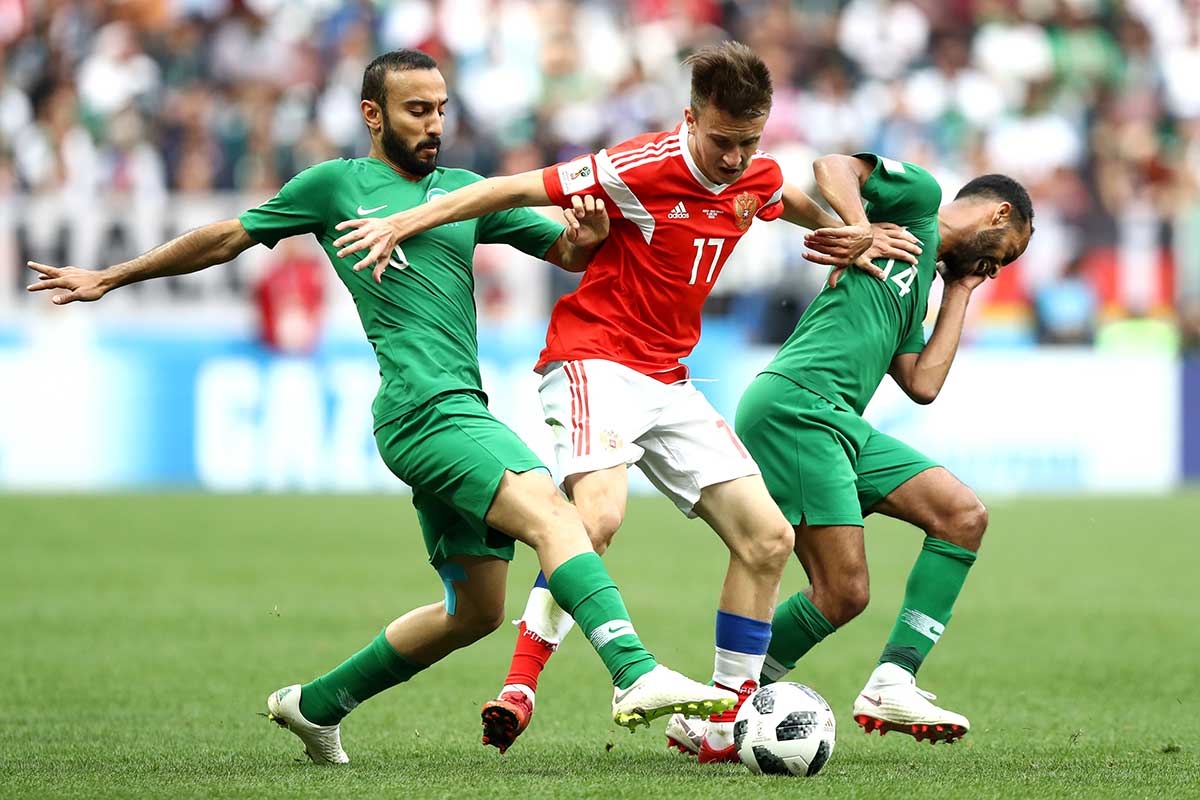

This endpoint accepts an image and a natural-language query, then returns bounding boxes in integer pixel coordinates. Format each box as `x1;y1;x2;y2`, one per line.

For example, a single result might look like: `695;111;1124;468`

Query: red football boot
697;680;756;764
481;689;534;754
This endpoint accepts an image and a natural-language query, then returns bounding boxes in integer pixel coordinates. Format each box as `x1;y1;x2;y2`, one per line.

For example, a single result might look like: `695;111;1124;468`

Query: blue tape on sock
436;563;467;616
716;609;772;655
533;571;548;589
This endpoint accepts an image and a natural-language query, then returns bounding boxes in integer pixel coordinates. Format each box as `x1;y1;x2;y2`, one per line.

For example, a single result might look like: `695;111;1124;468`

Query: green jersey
763;154;942;415
239;157;563;428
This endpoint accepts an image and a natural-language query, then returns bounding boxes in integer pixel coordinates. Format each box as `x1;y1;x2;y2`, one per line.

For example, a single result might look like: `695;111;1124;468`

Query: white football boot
612;665;737;729
852;663;970;744
266;684;350;764
665;713;705;756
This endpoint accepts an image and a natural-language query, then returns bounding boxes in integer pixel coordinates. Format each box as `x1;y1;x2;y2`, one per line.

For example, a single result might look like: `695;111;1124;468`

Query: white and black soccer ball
733;682;836;777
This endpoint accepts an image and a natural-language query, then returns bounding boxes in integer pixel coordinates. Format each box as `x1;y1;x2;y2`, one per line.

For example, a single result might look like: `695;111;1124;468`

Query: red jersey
538;124;784;380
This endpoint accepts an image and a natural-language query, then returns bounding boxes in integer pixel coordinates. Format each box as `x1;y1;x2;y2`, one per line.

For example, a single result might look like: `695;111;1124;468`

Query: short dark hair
361;49;439;109
955;174;1034;231
684;41;772;119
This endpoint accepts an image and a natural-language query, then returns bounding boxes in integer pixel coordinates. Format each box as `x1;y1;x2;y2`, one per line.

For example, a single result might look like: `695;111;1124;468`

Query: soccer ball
733;682;836;776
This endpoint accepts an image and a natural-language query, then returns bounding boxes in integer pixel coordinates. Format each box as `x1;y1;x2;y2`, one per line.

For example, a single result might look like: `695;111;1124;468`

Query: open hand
563;195;608;249
865;223;922;265
822;223;924;289
26;261;109;304
334;213;420;284
805;222;879;289
804;223;873;268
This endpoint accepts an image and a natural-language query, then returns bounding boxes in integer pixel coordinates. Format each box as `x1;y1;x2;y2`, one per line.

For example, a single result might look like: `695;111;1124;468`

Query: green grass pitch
3;492;1198;798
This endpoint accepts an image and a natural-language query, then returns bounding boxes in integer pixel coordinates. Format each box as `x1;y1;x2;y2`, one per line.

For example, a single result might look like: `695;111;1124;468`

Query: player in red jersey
333;42;920;760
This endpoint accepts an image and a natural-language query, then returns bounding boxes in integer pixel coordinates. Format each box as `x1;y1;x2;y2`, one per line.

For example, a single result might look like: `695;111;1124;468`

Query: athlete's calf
791;522;871;628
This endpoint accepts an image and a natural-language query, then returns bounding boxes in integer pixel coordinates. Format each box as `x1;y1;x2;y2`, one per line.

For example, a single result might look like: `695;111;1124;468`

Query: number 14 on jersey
881;258;916;297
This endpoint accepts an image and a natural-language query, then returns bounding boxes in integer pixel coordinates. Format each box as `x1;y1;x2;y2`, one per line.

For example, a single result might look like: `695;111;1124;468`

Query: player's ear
361;100;383;133
683;105;697;133
991;201;1012;228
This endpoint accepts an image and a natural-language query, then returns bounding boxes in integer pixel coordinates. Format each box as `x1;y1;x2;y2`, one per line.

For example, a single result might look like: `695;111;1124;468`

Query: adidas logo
667;201;689;219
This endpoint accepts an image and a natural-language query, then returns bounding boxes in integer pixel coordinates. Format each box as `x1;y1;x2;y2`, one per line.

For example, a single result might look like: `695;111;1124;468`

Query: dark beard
381;117;439;177
941;227;1006;279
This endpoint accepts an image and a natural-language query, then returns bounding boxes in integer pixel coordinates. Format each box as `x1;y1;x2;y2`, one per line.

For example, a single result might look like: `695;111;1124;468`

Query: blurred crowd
2;0;1199;349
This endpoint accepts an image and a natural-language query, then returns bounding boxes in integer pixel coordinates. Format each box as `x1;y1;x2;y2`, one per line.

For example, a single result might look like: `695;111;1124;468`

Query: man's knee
491;469;579;547
567;467;628;555
580;502;623;554
731;516;795;575
444;600;506;645
930;490;988;551
814;574;869;627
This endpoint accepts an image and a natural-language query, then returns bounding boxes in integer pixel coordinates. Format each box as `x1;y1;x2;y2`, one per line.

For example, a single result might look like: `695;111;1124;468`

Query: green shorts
375;391;547;568
735;372;938;528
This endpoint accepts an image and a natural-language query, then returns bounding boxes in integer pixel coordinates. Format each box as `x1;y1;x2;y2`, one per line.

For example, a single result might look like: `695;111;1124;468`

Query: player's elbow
893;369;939;405
213;219;254;263
554;248;589;274
812;154;853;177
811;155;835;182
812;154;839;171
543;235;589;273
906;380;939;405
814;153;872;189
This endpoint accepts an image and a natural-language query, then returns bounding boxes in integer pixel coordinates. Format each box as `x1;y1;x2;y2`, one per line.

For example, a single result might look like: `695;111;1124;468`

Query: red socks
503;621;556;692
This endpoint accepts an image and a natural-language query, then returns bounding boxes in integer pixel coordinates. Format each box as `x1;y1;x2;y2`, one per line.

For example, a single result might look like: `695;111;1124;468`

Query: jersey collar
677;124;730;195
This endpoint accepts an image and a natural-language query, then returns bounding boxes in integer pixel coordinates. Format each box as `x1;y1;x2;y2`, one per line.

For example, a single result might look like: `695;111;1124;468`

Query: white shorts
538;359;760;515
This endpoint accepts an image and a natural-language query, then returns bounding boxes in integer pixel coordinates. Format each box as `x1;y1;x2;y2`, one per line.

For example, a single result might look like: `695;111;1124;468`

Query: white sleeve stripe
596;150;656;245
608;141;658;166
764;185;783;206
609;139;676;168
609;139;668;166
614;147;681;175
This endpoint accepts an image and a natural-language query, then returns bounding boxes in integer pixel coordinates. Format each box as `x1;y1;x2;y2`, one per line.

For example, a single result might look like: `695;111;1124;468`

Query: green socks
762;591;837;684
299;628;426;725
762;537;977;683
296;553;657;724
547;552;656;689
880;536;977;675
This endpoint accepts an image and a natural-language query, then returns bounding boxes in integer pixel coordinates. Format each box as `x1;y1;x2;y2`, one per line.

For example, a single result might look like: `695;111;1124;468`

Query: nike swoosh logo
613;685;637;704
606;623;631;635
357;204;387;215
859;694;883;707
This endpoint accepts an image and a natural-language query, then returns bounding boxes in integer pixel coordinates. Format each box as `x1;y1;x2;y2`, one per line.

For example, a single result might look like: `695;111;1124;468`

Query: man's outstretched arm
334;171;551;281
27;219;255;304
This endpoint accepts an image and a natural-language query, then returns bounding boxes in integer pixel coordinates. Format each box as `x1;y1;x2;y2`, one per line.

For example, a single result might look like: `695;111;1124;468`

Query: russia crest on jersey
734;191;760;231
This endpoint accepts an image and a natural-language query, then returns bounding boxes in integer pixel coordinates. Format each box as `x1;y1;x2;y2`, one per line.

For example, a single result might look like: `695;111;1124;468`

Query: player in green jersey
25;49;736;765
722;154;1030;747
